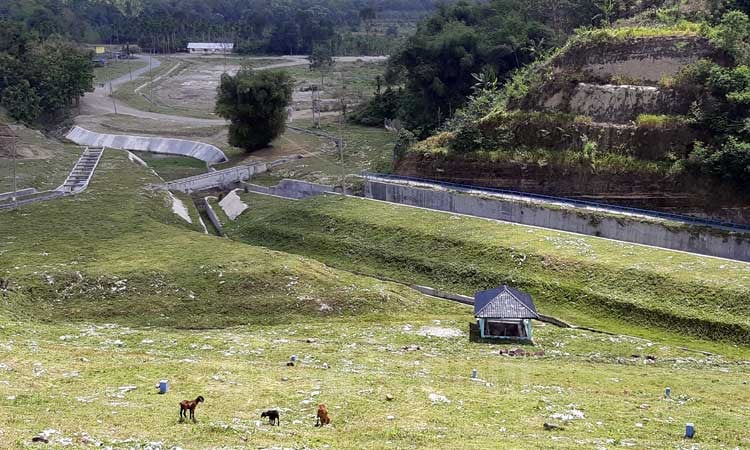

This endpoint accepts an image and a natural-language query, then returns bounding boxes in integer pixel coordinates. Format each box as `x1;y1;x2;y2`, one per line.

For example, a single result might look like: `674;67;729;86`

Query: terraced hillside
396;23;750;223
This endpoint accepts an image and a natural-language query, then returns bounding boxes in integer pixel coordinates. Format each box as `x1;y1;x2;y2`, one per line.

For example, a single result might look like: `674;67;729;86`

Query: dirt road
76;54;388;127
77;55;226;126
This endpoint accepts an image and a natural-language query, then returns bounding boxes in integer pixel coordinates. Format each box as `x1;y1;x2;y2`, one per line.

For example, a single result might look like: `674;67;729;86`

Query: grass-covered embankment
3;312;750;449
0;152;435;328
225;194;750;345
131;150;208;181
2;131;750;449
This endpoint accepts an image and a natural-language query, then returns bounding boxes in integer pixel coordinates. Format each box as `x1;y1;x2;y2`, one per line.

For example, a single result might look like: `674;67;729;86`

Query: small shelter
187;43;234;54
474;285;539;341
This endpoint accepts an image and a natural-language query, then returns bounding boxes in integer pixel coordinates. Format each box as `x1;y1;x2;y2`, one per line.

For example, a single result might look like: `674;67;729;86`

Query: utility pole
312;86;321;128
222;41;228;74
0;124;17;209
110;79;118;114
150;36;155;104
127;42;133;81
12;129;17;209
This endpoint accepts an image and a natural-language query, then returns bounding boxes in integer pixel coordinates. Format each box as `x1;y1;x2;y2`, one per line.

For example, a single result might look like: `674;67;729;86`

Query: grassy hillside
225;194;750;346
2;134;750;448
0;152;438;328
3;309;750;449
0;126;81;193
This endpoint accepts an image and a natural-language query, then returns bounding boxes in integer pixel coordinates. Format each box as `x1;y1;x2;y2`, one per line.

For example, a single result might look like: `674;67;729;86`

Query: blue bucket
685;423;695;439
471;369;478;379
665;387;671;398
159;380;169;395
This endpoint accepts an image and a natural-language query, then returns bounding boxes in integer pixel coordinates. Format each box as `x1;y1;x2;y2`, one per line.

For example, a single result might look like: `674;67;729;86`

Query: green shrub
1;80;41;123
350;87;402;127
671;59;715;92
565;22;703;50
636;114;688;129
687;138;750;186
444;83;506;153
393;128;417;159
709;10;750;64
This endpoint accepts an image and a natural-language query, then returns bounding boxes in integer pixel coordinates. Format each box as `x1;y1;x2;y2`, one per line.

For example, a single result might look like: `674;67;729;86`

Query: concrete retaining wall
244;179;335;200
0;188;36;201
66;126;227;164
411;285;473;305
364;180;750;262
166;163;268;193
0;191;65;210
202;197;224;235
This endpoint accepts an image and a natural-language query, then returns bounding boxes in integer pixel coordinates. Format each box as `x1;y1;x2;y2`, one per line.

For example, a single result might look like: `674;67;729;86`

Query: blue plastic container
159;380;169;394
685;423;695;439
665;387;671;398
471;369;478;379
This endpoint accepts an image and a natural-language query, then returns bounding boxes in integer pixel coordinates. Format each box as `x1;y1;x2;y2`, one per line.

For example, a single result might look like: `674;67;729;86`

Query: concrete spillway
65;126;228;165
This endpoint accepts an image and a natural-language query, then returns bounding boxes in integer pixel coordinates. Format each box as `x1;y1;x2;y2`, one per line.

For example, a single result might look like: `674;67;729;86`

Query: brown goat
179;396;205;422
315;403;331;427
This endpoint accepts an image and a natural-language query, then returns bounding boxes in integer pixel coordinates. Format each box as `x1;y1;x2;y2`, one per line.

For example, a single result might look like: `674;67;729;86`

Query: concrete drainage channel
360;174;750;262
66;126;228;165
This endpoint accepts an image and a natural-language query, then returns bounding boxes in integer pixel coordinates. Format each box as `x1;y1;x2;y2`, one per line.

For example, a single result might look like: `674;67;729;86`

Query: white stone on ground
429;393;451;404
550;409;585;421
417;326;463;338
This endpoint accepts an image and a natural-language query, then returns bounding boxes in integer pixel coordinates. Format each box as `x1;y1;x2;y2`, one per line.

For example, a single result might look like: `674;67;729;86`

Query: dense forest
0;0;446;55
353;0;750;138
351;0;603;136
0;20;93;124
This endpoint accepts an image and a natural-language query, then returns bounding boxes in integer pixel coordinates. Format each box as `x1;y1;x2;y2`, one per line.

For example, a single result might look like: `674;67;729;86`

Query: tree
710;10;750;64
2;80;42;123
309;42;335;86
24;38;94;112
593;0;616;27
360;6;377;33
215;69;293;152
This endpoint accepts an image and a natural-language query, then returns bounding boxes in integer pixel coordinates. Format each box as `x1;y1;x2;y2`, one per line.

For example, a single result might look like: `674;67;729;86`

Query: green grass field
2;130;750;448
3;309;749;449
93;59;149;85
131;151;208;181
224;194;750;347
112;58;216;119
286;60;385;99
253;119;395;187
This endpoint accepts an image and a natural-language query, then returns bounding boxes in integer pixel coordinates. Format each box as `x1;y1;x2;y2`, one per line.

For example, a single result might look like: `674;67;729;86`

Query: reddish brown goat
315;403;331;427
179;396;205;422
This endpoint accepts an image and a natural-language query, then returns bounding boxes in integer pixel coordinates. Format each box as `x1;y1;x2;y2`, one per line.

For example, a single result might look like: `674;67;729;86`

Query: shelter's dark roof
474;285;539;319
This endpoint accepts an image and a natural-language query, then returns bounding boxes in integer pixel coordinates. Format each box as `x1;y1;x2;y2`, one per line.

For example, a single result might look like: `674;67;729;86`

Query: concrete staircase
58;147;104;193
0;147;105;211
